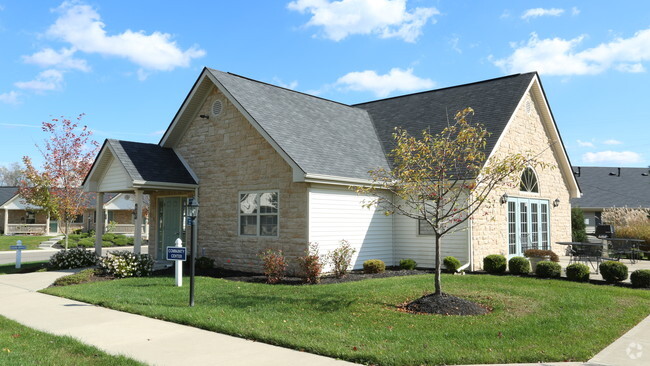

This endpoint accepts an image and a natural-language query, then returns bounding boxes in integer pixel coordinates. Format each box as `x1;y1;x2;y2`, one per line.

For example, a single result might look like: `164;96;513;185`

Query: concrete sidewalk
0;271;647;366
0;270;356;366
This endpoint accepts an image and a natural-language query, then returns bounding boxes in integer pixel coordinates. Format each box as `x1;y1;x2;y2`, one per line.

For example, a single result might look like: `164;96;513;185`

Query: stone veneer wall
470;90;572;270
171;86;309;273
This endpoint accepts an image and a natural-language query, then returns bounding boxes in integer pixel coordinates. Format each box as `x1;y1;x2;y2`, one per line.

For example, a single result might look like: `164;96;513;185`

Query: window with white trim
520;167;539;193
239;191;278;236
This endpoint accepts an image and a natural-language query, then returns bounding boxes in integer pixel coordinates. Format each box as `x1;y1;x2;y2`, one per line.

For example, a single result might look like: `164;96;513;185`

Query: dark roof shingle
0;187;18;206
571;166;650;209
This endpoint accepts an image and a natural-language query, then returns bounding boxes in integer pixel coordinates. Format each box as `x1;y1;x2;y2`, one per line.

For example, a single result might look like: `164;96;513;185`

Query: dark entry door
157;197;184;260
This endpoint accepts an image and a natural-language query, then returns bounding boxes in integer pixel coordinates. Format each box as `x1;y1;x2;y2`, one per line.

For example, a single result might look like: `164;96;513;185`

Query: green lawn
0;236;52;251
0;261;48;275
0;315;144;365
42;274;650;366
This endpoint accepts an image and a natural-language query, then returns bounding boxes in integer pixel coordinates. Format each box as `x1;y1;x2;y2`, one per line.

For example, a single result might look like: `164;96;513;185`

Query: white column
94;192;104;256
104;209;109;228
3;208;8;235
45;214;50;235
134;189;144;254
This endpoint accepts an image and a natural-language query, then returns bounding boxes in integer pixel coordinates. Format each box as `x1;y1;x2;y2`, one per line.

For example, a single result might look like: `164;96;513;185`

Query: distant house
571;166;650;233
83;68;579;271
0;187;146;237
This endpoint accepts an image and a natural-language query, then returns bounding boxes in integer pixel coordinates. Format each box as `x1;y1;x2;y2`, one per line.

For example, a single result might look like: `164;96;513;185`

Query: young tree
19;114;99;249
0;162;24;186
359;108;543;296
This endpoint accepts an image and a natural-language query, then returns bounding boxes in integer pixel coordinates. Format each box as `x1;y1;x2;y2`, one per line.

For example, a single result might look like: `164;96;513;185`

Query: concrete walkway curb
0;271;357;366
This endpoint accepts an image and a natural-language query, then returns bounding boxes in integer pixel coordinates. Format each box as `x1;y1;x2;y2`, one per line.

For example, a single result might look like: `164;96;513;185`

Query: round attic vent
212;100;223;117
123;194;131;201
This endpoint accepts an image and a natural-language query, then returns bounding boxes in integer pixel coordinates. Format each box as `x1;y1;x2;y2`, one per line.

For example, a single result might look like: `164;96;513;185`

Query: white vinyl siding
98;157;131;192
394;214;469;268
308;185;393;270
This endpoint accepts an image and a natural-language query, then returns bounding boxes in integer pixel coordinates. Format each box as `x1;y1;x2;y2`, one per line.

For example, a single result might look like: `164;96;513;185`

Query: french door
507;198;550;257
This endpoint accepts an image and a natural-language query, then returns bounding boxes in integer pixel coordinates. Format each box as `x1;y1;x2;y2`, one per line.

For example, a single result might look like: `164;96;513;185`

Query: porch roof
84;139;198;193
0;186;18;206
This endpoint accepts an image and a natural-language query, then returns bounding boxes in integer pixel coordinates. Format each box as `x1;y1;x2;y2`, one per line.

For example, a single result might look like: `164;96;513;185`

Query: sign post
166;240;186;287
10;240;27;269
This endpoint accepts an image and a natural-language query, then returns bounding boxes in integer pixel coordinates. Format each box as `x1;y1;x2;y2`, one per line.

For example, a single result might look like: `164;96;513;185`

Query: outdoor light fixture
553;198;560;207
186;197;199;307
199;114;210;119
132;203;138;220
500;193;508;204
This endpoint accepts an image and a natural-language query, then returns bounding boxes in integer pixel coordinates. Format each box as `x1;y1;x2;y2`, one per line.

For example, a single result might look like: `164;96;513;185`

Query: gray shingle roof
108;140;196;185
354;73;537;165
208;69;391;180
571;166;650;209
0;186;18;206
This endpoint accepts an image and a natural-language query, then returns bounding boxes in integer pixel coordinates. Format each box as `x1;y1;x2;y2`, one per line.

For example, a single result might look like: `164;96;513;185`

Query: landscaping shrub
258;248;287;284
508;256;530;275
113;237;128;246
524;249;560;262
126;237;134;245
630;269;650;288
566;263;590;282
102;240;113;247
535;261;562;278
443;256;461;273
599;261;628;283
53;269;96;286
76;238;94;248
571;207;588;242
327;239;356;278
101;233;116;242
363;259;386;274
298;242;323;284
483;254;506;274
48;247;98;270
399;258;417;270
98;250;154;278
195;256;215;270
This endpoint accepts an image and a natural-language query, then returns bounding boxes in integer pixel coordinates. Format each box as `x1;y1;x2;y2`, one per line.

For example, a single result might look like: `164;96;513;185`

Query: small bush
399;258;417;270
298;242;323;284
363;259;386;274
566;263;590;282
113;237;128;246
101;233;116;242
599;261;628;283
68;234;83;241
483;254;507;274
508;256;530;275
72;229;83;235
195;256;215;270
572;207;588;242
443;256;461;273
48;247;98;270
630;269;650;288
98;251;154;278
101;241;113;247
535;261;562;278
53;269;96;286
327;239;356;278
524;249;560;262
76;238;95;248
259;248;287;284
126;237;134;245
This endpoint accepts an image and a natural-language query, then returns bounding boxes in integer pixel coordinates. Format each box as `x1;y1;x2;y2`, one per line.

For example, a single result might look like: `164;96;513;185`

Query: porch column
104;209;108;228
94;192;104;256
45;214;50;236
3;208;8;235
133;189;144;254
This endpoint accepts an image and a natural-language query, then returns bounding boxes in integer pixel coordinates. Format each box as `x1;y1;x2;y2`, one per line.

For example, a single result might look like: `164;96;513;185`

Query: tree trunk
64;220;69;250
434;234;442;295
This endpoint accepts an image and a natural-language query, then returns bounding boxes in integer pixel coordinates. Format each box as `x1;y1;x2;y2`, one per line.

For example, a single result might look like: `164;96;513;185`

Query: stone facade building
83;68;580;272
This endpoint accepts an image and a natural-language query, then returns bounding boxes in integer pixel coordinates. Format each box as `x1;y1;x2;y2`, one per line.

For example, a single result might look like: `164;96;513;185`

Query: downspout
457;219;472;273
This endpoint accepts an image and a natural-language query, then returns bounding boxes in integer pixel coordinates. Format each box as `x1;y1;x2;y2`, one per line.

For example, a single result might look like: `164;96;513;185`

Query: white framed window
25;211;36;224
239;191;279;237
520;167;539;193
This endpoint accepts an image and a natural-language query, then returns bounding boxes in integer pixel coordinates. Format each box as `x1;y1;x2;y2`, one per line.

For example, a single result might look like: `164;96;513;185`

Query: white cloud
336;67;435;97
603;139;622;145
22;47;90;72
287;0;439;43
0;91;20;104
46;1;205;71
571;7;580;16
272;77;299;90
577;139;594;148
582;151;642;164
449;35;461;53
492;29;650;75
14;69;65;92
521;8;564;20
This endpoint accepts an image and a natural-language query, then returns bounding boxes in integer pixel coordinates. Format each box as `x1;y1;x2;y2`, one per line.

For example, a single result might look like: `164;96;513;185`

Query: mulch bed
400;292;491;316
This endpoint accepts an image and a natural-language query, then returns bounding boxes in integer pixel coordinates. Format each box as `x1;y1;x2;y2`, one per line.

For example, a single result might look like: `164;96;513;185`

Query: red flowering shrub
258;248;287;284
298;242;323;284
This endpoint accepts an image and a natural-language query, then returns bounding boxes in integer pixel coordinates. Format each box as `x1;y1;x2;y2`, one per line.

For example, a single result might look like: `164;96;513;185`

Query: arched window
520;167;539;193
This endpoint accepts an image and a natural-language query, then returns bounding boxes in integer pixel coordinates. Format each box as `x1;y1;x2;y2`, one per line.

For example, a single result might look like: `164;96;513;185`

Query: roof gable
0;187;18;206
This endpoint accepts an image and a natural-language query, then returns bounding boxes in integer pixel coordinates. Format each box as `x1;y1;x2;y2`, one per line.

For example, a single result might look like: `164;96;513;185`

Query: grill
595;224;615;239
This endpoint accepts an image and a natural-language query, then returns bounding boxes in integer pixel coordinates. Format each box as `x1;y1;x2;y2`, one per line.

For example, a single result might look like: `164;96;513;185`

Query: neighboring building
83;68;579;271
0;187;146;237
571;166;650;233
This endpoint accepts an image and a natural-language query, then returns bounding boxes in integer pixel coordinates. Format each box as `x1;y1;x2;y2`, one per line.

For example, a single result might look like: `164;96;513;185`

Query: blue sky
1;0;649;170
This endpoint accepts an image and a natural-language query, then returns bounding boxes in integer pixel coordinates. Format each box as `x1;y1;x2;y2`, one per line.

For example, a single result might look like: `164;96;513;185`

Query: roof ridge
353;72;537;106
208;69;355;108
